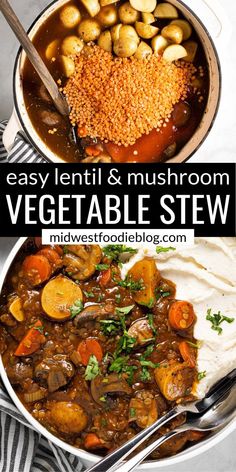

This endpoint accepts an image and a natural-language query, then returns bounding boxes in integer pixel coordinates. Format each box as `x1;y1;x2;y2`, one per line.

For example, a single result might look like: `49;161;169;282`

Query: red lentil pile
64;45;196;146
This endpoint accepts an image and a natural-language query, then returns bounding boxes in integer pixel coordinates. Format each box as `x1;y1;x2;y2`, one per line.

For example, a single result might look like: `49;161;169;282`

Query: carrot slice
168;300;195;330
84;433;104;450
99;268;111;286
85;146;101;157
37;247;61;265
179;341;196;368
41;275;83;321
77;339;103;366
15;320;45;356
22;255;52;285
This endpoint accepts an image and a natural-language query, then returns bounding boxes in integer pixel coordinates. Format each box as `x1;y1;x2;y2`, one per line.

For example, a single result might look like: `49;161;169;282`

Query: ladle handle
0;0;69;116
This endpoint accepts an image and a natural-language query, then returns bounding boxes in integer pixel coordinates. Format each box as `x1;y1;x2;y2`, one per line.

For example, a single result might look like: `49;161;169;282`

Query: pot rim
12;0;222;164
1;237;236;470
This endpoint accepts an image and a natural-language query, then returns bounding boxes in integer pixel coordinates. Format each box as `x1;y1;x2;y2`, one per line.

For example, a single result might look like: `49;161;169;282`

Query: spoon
0;0;69;116
114;384;236;472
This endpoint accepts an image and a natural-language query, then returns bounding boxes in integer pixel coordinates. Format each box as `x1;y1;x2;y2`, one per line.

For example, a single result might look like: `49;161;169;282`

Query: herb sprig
103;245;138;262
206;309;234;335
70;299;84;318
85;355;100;381
156;246;176;254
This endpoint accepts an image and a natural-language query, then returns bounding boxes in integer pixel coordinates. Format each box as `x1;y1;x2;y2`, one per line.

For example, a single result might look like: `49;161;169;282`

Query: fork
87;369;236;472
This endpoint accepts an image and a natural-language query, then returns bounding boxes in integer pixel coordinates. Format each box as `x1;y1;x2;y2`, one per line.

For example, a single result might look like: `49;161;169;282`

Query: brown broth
22;0;209;163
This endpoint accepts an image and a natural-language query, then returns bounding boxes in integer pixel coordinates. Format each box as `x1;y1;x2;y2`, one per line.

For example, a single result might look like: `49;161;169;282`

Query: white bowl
0;237;236;471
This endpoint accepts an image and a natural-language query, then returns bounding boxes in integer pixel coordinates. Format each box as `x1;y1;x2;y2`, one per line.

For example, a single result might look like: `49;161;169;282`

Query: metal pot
2;0;229;163
0;237;236;471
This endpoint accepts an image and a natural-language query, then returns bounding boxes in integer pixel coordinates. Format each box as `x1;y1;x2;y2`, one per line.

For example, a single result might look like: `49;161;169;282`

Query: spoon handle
0;0;69;115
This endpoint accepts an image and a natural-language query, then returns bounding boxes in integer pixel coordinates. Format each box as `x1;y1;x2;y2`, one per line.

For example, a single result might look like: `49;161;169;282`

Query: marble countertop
0;0;236;470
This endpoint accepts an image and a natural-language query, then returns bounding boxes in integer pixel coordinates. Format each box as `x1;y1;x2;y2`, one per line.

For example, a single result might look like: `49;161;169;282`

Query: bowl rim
12;0;222;164
1;237;236;469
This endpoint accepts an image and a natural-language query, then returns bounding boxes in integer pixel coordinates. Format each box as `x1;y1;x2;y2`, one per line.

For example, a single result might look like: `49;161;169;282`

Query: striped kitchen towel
0;121;47;163
0;121;85;471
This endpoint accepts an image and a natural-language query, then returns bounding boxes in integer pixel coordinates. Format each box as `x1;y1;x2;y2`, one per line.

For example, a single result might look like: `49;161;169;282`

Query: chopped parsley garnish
118;275;144;292
116;332;136;355
84;355;100;381
139;297;155;309
103;245;138;262
143;344;155;357
70;299;84;318
147;314;157;335
129;407;136;418
83;290;94;298
187;340;200;349
33;325;44;334
139;344;159;382
155;287;171;300
198;371;206;381
116;305;134;315
99;396;106;402
95;264;110;271
101;418;107;427
140;367;151;382
109;356;137;385
156;246;176;254
206;309;234;335
115;293;121;304
63;246;69;254
140;360;160;369
100;319;121;336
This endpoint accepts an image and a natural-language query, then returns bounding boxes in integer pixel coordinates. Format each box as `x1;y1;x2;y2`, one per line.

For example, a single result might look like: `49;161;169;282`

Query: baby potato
154;3;178;19
98;30;112;52
114;37;138;57
78;19;101;42
61;36;84;56
97;5;118;27
130;0;157;13
80;0;100;17
49;402;88;434
45;39;60;61
100;0;117;4
182;40;198;62
161;24;183;44
119;2;140;24
135;21;158;39
171;19;192;40
135;41;152;59
151;34;169;54
59;5;81;28
59;55;75;77
163;44;187;62
119;25;140;45
111;23;122;42
142;12;155;24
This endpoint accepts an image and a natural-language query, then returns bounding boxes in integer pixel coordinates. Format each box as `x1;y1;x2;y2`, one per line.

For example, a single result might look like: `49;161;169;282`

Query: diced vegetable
135;21;159;39
111;23;122;42
77;338;103;366
168;300;195;330
163;44;187;62
98;30;112;52
41;275;83;321
119;2;140;24
80;0;100;17
127;258;160;307
129;391;158;427
99;267;112;286
179;341;196;368
49;401;88;434
128;318;154;345
161;24;183;44
84;433;105;449
130;0;157;14
151;35;169;55
59;55;75;77
119;25;140;45
114;37;138;57
170;19;192;41
154;3;178;19
142;12;155;24
182;40;198;63
97;5;118;27
23;389;47;403
63;245;102;281
14;320;45;356
9;297;25;322
59;5;81;28
154;361;194;401
135;41;153;59
61;36;84;56
22;254;52;286
78;19;101;43
45;39;60;61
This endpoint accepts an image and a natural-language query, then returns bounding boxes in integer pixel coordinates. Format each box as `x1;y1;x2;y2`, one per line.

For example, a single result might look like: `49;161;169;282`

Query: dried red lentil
64;45;196;147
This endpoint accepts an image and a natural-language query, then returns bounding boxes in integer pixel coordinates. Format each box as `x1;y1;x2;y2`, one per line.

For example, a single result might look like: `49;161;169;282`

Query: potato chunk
154;362;195;401
129;391;158;428
49;402;88;434
127;258;160;307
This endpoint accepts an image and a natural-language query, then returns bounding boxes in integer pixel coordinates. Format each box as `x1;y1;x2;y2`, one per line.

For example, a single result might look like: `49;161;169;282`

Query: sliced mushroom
34;355;75;392
73;304;116;326
63;245;102;281
129;390;158;428
128;317;154;345
91;374;132;405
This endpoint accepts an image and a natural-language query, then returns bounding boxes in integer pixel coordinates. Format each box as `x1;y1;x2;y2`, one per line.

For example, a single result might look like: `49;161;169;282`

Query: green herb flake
103;245;138;263
116;305;134;316
206;309;234;335
63;246;69;254
115;293;121;304
101;418;107;427
100;319;121;336
33;325;44;334
70;299;84;318
140;366;151;382
187;340;200;349
129;407;136;418
118;276;144;292
140;360;160;369
147;313;157;335
99;396;106;403
83;290;94;298
95;264;110;271
155;287;171;300
198;371;207;381
156;246;176;254
84;355;100;381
